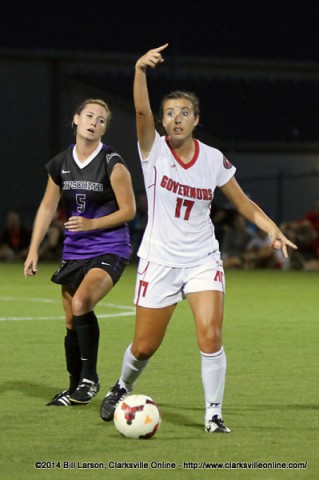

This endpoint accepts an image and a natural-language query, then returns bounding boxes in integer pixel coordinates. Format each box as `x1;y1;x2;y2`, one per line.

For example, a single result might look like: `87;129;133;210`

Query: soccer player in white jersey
100;45;297;432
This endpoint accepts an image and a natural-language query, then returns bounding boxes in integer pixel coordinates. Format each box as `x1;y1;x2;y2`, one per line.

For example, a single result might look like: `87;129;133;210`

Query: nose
174;113;182;123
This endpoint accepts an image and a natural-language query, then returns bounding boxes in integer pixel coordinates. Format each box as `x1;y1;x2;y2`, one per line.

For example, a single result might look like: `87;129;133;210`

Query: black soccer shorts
51;254;129;291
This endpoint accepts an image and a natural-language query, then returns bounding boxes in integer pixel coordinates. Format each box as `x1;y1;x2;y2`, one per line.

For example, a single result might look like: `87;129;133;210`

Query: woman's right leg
132;304;176;358
61;286;82;394
47;286;80;406
100;304;175;421
121;304;176;386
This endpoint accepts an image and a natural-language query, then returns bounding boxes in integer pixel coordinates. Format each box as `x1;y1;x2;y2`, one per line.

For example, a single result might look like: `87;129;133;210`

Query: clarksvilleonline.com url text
182;461;308;470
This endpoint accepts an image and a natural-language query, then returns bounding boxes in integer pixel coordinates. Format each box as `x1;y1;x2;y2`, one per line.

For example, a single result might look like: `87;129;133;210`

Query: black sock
73;311;100;383
64;329;82;393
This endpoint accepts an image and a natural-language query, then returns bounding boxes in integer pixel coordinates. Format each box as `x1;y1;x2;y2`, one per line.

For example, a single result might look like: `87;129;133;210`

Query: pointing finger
155;43;169;53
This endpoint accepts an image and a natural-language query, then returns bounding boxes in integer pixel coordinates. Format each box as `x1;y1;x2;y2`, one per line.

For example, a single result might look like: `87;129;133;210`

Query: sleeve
45;155;63;188
105;149;128;177
137;131;161;169
217;154;236;187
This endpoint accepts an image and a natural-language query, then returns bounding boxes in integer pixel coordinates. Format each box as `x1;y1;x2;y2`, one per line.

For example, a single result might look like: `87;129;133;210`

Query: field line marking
0;312;135;321
0;297;135;321
0;296;56;303
0;296;135;308
0;297;135;308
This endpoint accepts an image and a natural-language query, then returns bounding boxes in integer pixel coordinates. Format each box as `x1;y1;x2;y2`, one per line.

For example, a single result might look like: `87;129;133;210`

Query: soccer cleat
47;390;72;406
100;382;128;422
205;415;231;433
69;378;100;404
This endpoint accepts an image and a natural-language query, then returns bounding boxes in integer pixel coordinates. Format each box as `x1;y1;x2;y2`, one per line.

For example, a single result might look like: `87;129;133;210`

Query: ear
161;121;168;132
73;114;79;126
194;115;200;127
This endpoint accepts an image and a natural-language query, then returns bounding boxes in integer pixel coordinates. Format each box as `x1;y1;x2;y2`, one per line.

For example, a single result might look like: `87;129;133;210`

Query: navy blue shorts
51;254;129;291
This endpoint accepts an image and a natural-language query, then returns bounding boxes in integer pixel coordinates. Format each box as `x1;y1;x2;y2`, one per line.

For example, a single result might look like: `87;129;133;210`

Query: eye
182;111;189;117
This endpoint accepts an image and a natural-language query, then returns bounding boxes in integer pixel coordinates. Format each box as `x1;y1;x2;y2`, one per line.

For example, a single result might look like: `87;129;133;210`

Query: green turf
0;263;318;479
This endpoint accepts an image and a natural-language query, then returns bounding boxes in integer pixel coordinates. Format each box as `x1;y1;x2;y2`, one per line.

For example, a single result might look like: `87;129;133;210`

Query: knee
131;341;157;361
72;295;90;316
198;327;222;354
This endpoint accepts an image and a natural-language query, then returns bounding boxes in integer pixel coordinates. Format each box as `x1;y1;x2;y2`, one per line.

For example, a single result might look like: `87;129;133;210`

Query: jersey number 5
175;198;194;220
76;194;86;213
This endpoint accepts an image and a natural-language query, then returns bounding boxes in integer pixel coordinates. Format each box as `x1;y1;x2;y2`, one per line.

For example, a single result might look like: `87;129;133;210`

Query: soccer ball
114;394;161;439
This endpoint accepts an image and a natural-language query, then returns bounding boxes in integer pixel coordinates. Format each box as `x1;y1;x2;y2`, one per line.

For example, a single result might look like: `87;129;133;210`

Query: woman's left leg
69;268;113;404
187;290;230;432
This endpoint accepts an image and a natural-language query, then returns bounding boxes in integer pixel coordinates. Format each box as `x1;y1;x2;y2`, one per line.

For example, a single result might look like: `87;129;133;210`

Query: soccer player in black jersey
24;99;136;406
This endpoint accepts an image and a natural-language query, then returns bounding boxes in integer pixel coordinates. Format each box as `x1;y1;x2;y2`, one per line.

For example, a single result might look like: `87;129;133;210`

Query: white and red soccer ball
114;394;161;439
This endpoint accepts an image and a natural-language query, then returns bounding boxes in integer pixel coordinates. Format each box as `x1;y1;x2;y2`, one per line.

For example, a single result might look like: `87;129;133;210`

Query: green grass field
0;263;318;480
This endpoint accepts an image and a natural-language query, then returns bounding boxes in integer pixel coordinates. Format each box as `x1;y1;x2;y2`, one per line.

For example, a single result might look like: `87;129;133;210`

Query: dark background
1;0;319;227
2;0;319;61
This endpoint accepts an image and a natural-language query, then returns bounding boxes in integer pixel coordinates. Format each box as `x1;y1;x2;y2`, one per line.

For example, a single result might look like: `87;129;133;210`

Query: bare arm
134;44;168;158
64;163;136;232
24;176;61;277
220;176;297;258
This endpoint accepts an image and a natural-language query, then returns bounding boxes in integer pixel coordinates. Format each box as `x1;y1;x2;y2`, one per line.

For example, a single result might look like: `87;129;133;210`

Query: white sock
201;347;226;421
118;343;150;391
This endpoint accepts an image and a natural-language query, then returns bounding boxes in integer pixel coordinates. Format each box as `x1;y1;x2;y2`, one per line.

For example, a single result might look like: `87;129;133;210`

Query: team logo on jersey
160;175;213;201
105;152;121;163
223;156;233;169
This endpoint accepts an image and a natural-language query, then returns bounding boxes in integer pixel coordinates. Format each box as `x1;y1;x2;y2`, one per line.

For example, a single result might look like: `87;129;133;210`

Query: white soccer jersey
137;132;236;267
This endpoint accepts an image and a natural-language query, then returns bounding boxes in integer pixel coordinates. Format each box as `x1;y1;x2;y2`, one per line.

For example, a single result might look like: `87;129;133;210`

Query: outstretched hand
136;44;169;70
269;229;297;258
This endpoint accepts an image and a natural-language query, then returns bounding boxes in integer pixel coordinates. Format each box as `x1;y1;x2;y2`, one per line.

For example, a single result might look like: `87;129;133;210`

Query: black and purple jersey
46;144;132;260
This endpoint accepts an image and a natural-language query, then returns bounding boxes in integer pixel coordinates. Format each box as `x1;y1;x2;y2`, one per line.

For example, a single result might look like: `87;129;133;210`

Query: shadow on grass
227;404;319;412
159;403;203;431
0;380;69;402
160;402;319;434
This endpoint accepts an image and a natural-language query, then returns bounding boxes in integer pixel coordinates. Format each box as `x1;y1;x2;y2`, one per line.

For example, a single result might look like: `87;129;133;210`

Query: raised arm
134;44;168;159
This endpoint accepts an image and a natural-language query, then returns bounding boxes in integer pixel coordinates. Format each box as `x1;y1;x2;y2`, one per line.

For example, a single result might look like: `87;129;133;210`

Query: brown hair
73;98;112;130
159;91;200;120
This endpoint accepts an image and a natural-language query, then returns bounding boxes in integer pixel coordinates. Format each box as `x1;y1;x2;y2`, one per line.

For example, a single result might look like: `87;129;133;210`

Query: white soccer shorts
134;257;225;308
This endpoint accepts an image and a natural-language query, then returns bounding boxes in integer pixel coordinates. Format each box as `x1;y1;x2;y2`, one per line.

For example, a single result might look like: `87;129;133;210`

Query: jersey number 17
175;198;194;221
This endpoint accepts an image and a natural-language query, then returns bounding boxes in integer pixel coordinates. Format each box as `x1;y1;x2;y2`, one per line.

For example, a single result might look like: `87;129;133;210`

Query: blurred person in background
0;210;31;261
129;192;148;261
221;212;253;269
38;202;67;261
242;227;281;269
